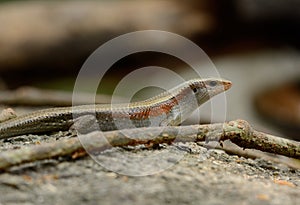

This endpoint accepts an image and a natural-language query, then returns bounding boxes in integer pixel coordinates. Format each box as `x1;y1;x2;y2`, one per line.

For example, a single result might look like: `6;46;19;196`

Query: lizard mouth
222;80;232;91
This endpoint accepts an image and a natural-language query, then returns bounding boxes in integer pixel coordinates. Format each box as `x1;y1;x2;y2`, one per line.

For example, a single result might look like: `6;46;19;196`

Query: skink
0;78;231;139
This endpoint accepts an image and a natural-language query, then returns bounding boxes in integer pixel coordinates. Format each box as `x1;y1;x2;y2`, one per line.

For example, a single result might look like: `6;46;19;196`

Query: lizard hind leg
70;115;100;135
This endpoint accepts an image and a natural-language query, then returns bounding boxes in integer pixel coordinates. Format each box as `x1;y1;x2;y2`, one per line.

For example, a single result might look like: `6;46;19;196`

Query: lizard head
188;78;232;105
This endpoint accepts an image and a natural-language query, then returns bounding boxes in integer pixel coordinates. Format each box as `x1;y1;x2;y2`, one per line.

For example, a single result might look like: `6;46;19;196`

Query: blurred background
0;0;299;140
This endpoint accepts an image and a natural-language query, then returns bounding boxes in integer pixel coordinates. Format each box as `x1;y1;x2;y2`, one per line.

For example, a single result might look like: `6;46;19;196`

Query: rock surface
0;132;299;205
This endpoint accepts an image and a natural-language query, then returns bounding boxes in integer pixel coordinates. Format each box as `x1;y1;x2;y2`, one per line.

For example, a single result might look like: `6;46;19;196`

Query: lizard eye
192;87;198;93
208;80;217;87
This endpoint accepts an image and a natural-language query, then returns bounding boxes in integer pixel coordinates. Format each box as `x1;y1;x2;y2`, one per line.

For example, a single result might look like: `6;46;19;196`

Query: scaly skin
0;78;231;139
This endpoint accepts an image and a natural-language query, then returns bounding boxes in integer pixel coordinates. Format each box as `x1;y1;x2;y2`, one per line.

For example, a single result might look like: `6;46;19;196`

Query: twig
0;120;299;171
200;141;300;169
